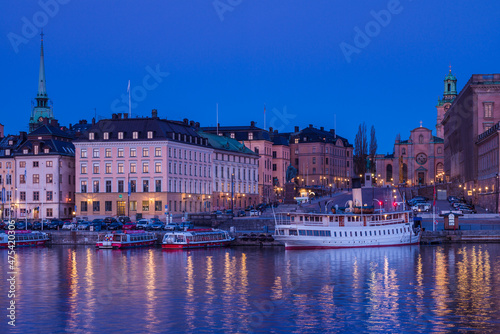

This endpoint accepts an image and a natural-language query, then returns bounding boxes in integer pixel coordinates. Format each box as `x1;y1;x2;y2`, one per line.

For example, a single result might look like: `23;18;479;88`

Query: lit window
147;131;153;139
133;131;138;139
81;149;87;158
103;132;109;140
118;148;124;157
118;132;124;140
155;147;161;157
89;133;95;140
143;148;149;157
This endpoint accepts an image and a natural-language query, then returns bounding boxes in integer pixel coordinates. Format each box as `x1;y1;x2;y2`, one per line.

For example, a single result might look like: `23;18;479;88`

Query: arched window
419;135;424;144
436;163;444;183
403;163;408;182
437;147;442;154
386;164;393;182
402;148;406;155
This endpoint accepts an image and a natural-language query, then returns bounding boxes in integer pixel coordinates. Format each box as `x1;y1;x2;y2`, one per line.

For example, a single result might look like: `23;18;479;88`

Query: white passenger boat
96;230;157;249
162;228;233;249
274;211;422;250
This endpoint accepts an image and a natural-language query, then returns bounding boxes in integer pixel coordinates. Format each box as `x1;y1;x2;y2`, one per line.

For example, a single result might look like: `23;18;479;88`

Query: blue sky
1;0;499;153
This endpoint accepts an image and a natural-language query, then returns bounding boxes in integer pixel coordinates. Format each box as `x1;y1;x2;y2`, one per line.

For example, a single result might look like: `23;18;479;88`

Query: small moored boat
96;230;157;249
162;229;233;249
0;230;49;248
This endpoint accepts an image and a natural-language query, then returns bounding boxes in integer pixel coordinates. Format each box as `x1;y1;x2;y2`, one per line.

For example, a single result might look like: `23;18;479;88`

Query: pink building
289;125;353;189
74;111;213;220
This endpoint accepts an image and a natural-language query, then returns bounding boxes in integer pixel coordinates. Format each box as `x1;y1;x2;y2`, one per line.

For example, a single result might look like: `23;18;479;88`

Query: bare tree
354;122;368;176
369;125;378;172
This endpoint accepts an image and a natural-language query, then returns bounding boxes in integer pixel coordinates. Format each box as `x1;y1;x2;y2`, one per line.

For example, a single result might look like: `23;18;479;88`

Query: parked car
225;209;234;216
456;204;476;214
104;217;118;225
412;202;431;212
164;223;180;231
212;210;223;215
77;221;91;230
90;220;107;231
62;221;76;230
180;221;194;230
136;219;150;229
108;222;123;230
123;221;137;230
249;210;261;216
235;210;246;217
32;220;49;230
447;196;459;203
147;221;163;230
117;216;131;224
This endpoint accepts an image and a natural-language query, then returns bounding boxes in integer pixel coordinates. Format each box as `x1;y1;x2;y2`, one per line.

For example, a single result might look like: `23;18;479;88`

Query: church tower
436;67;457;138
29;31;54;132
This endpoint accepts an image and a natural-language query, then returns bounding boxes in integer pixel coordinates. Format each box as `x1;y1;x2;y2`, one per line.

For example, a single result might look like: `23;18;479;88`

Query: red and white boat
162;229;233;249
0;230;49;248
96;230;157;249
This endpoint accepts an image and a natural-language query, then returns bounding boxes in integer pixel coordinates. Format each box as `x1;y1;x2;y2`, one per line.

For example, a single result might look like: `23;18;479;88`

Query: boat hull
0;239;49;248
162;240;232;249
97;240;156;249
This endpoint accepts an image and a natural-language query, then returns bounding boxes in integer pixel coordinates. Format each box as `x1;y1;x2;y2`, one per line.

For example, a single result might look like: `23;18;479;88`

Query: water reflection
1;244;500;333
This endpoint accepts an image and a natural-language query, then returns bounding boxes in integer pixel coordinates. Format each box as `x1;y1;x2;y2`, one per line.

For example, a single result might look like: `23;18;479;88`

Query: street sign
119;194;123;199
165;204;168;211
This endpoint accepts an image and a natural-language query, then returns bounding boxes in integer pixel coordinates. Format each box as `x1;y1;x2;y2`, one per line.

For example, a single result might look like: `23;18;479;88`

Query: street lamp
373;199;382;212
231;173;235;212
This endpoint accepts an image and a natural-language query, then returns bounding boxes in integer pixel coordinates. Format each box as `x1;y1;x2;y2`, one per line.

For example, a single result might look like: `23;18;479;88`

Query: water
1;244;500;333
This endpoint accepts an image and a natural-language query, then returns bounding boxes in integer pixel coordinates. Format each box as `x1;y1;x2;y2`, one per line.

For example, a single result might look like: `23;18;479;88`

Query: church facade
375;70;455;186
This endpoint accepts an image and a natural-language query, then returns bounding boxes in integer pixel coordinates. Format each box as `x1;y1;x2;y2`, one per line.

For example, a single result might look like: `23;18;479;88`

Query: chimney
50;119;59;127
269;127;273;133
152;109;158;118
250;121;255;127
111;113;117;120
195;122;200;129
309;124;313;128
320;126;324;131
0;124;4;138
189;120;195;127
123;114;128;119
183;118;189;124
92;117;96;125
20;131;27;141
117;113;123;119
294;126;299;132
274;130;278;134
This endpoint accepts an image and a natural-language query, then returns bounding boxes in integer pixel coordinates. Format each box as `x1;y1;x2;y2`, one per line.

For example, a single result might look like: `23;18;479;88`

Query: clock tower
436;67;457;138
29;31;54;133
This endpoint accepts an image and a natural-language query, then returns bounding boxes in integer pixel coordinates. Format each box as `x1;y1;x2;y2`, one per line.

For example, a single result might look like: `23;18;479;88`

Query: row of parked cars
448;196;477;214
407;196;432;212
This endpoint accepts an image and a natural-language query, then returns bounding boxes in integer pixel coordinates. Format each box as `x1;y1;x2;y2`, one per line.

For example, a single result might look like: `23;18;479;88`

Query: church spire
36;30;48;106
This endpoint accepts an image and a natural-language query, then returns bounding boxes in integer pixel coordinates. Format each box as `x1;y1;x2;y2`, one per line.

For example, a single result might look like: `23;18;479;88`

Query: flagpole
128;80;131;118
432;183;436;231
216;103;219;136
25;169;28;227
264;104;266;130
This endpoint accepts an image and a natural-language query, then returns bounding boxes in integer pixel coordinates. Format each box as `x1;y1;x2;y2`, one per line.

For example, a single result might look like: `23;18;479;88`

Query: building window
402;148;406;155
147;131;153;139
103;132;109;140
130;201;137;211
272;164;277;171
130;180;136;193
155;162;161;173
20;174;26;184
93;180;100;193
419;135;424;144
142;201;149;211
143;180;149;192
81;201;88;212
33;174;39;184
46;191;53;201
105;201;112;212
154;201;162;212
130;163;137;173
155;180;161;192
33;191;39;201
93;201;100;212
142;148;149;157
230;133;235;139
20;192;26;201
46;208;53;217
46;161;53;167
143;163;149;173
46;174;53;184
118;180;124;193
437;147;442;154
155;147;161;157
118;163;124;174
118;132;124;140
133;131;138;139
484;103;493;118
312;157;316;164
89;133;95;140
105;163;112;174
248;132;253;140
130;148;136;157
93;164;99;174
33;161;39;167
81;181;87;193
81;164;87;174
106;180;112;193
118;148;124;157
93;148;99;158
81;149;87;158
255;147;259;154
105;148;111;157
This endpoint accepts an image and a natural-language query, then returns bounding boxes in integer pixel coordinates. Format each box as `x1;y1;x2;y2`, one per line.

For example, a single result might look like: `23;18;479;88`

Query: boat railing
368;218;405;226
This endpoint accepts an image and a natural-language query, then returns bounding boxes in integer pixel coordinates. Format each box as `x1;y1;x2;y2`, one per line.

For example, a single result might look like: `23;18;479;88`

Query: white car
249;210;261;216
412;202;431;212
62;222;76;230
136;219;153;229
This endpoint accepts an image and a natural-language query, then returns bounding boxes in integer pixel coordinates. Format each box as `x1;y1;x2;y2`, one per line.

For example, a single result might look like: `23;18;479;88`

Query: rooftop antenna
94;107;96;120
216;103;219;136
334;113;337;138
264;104;266;130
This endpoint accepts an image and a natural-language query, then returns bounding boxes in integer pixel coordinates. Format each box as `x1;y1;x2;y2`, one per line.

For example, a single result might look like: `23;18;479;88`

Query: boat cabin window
306;230;313;236
326;231;331;237
305;216;309;222
299;230;306;236
354;232;357;237
334;231;337;237
289;230;297;236
291;216;295;222
299;216;303;222
329;217;334;222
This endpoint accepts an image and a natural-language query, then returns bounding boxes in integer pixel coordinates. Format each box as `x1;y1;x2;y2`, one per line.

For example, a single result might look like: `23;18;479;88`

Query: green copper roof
198;131;258;155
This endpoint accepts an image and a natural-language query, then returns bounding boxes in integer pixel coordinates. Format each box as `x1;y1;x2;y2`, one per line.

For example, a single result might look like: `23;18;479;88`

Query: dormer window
44;148;50;154
23;149;28;154
248;133;253;140
89;133;95;140
118;132;124;140
133;132;138;139
8;140;13;145
147;131;153;139
103;132;109;140
34;146;39;155
6;149;10;156
230;133;235;139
